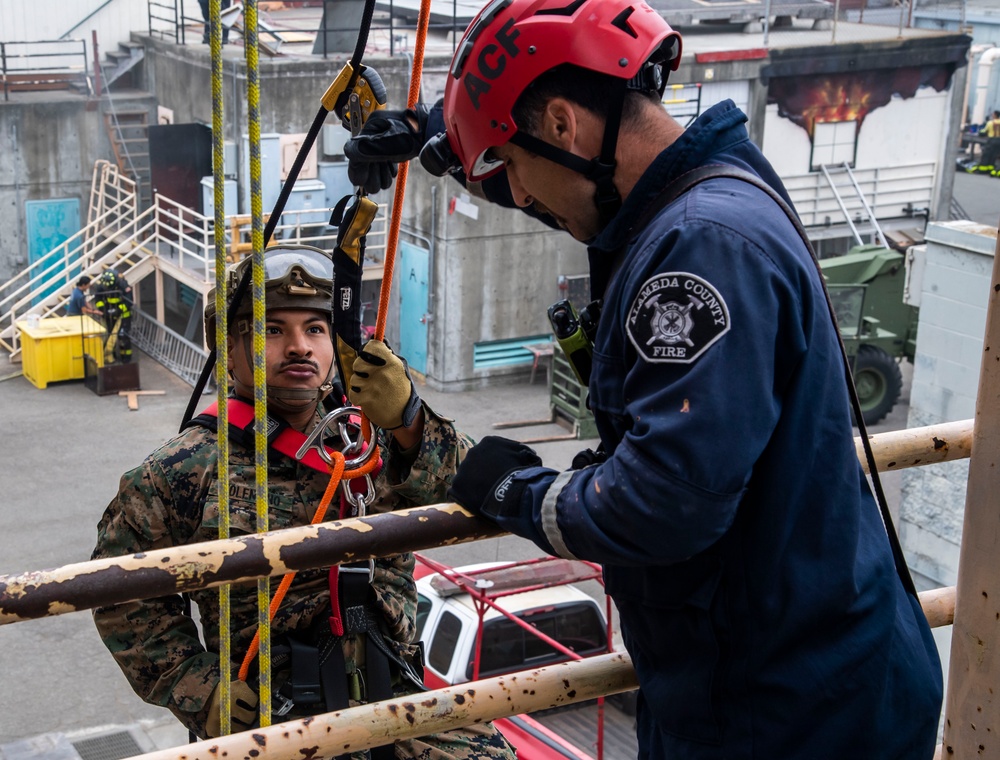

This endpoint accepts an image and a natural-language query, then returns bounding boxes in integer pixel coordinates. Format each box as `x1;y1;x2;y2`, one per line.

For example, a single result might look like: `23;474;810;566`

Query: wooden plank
118;389;166;410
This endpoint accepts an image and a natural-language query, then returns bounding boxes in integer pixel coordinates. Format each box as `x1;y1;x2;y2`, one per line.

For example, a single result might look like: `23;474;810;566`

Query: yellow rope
209;0;232;736
243;0;272;728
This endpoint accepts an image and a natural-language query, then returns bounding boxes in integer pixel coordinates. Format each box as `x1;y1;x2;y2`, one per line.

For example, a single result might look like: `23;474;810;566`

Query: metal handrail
0;196;137;316
148;0;183;43
130;310;209;386
1;157;390;360
785;161;937;229
0;39;90;100
0;419;973;624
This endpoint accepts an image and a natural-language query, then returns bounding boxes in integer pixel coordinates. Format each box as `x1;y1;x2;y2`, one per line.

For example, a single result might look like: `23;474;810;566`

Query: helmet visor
262;247;333;285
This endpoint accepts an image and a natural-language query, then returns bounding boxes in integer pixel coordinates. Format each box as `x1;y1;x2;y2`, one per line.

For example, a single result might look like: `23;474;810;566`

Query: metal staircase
103;106;152;207
0;160;208;367
101;41;145;89
1;160;390;386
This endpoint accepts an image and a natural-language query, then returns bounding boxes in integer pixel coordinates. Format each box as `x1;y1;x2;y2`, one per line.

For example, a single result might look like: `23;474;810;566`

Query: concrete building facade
0;12;975;391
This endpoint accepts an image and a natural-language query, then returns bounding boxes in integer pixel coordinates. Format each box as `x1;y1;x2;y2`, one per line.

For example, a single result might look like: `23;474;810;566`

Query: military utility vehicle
821;245;919;426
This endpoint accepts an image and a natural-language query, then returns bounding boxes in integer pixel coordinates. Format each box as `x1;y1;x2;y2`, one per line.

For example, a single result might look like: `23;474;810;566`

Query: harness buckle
340;561;375;584
274;692;295;717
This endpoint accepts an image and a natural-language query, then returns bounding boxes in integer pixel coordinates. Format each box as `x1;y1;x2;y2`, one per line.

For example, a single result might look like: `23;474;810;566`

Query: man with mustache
91;245;515;759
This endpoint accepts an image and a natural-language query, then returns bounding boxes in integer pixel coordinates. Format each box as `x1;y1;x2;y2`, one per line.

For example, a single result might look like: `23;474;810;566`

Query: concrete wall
0;99;108;280
900;220;999;588
141;37;432;185
399;169;588;391
0;92;158;283
0;0;149;48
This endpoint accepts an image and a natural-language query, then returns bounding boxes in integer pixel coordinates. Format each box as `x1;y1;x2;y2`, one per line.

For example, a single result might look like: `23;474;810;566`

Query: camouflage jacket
92;401;470;736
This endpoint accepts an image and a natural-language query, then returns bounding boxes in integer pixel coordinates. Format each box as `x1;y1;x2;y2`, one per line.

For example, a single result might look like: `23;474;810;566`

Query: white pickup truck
413;556;636;759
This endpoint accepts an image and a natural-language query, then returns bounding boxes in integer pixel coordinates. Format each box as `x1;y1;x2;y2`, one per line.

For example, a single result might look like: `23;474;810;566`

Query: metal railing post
91;32;101;97
941;220;1000;757
1;43;8;102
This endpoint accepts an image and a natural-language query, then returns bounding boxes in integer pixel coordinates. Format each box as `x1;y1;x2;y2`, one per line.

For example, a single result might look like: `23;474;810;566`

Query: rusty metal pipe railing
0;420;974;625
133;652;637;760
0;504;502;625
919;584;956;628
854;418;972;473
125;585;957;760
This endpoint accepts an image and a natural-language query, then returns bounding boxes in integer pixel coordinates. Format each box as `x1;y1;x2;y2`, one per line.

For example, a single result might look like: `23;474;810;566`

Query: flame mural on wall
767;65;954;138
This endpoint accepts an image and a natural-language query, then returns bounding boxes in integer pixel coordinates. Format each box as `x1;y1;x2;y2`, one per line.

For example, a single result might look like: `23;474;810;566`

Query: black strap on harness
624;164;919;600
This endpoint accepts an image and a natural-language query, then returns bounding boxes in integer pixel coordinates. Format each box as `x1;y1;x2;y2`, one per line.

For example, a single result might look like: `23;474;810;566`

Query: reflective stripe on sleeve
540;469;579;560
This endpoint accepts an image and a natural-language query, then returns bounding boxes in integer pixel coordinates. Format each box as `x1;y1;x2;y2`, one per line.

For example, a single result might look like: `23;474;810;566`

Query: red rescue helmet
441;0;682;182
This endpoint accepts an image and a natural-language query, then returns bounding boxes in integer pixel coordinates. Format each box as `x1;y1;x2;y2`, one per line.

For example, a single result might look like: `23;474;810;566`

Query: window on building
811;120;858;171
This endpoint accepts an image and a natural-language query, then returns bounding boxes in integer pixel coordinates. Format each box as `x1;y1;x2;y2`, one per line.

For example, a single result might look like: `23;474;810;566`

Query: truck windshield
468;602;607;680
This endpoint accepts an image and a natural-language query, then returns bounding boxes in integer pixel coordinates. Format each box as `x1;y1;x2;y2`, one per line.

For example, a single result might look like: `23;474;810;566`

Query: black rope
180;0;378;429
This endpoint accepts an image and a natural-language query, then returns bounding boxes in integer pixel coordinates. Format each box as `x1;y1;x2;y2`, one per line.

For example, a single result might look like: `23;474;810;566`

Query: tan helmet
205;244;337;414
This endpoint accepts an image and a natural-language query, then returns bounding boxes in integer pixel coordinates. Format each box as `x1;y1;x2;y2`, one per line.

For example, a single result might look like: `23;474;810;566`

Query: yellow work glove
349;339;421;430
204;679;258;738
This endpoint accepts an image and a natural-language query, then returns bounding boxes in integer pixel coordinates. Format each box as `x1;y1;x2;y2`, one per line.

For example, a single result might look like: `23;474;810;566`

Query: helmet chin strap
509;80;627;229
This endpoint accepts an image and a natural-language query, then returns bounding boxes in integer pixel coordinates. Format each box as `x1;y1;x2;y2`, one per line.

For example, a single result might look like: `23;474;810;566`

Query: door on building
26;198;80;305
149;123;212;212
398;240;429;375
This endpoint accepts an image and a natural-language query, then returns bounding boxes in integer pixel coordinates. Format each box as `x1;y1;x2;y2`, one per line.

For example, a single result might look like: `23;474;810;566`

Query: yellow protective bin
17;315;106;389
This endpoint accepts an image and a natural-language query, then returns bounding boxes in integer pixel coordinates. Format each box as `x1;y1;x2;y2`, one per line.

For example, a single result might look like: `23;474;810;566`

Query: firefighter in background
981;109;1000;173
91;269;133;363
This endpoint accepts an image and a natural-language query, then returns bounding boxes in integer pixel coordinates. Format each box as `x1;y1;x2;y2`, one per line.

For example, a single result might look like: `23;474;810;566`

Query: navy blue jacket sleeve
492;184;815;566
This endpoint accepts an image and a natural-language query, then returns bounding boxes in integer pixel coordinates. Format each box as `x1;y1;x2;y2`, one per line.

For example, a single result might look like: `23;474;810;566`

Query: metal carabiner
296;405;380;470
342;473;375;517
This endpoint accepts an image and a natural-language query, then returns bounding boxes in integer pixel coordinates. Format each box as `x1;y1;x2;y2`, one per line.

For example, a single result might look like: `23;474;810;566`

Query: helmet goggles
229;246;333;295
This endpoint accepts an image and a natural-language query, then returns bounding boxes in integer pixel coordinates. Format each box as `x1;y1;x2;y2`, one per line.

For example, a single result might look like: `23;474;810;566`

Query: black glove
571;446;607;470
344;105;432;194
448;436;543;519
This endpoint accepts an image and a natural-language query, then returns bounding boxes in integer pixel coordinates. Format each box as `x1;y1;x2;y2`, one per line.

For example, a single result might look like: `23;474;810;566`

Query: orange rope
237;445;381;681
374;0;432;341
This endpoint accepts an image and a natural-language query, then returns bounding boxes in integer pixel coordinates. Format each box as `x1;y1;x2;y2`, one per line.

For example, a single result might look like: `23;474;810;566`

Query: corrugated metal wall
1;0;151;48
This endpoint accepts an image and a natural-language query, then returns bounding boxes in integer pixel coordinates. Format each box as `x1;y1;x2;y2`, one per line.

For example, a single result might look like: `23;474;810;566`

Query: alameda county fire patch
626;272;731;363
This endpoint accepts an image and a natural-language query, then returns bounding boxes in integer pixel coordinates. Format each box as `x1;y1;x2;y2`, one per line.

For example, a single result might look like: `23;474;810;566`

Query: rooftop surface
173;0;963;64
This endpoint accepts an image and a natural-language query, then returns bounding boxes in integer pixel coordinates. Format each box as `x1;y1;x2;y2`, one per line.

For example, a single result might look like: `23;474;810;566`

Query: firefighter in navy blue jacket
344;0;943;755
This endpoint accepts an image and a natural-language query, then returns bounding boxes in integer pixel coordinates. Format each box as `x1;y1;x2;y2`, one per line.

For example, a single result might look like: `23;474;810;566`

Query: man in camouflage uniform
92;245;515;759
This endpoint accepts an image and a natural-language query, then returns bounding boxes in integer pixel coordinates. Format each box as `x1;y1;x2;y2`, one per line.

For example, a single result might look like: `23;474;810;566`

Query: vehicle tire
851;345;903;426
